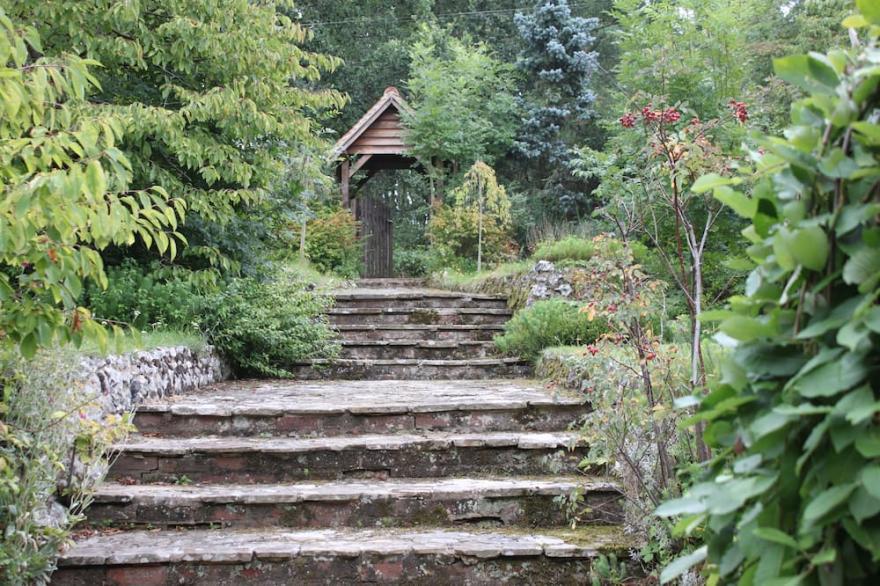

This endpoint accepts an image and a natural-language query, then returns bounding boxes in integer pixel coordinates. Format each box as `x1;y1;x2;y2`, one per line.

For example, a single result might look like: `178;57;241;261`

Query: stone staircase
289;281;531;380
53;280;629;585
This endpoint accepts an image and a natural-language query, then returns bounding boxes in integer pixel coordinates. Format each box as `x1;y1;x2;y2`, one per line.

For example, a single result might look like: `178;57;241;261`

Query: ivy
658;8;880;584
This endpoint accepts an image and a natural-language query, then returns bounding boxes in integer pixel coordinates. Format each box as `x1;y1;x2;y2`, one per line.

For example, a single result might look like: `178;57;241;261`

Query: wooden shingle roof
333;87;413;158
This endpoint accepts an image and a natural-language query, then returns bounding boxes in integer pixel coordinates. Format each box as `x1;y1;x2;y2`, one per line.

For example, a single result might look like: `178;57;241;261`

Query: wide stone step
53;526;632;585
339;340;497;360
87;476;623;529
328;307;512;326
288;358;530;380
355;278;427;288
109;432;585;484
334;324;503;342
333;290;508;310
134;380;584;438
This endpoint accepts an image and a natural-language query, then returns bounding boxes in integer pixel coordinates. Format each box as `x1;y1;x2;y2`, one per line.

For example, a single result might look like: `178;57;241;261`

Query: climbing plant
657;6;880;583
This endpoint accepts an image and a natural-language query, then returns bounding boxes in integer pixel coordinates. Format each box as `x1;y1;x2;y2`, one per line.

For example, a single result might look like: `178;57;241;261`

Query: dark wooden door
358;196;393;278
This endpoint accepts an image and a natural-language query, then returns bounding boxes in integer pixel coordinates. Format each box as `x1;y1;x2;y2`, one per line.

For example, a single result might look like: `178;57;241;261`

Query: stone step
339;340;497;360
334;324;504;342
355;278;427;288
288;358;530;380
53;526;632;585
87;476;623;529
333;290;508;310
109;432;586;484
328;307;512;326
134;380;584;438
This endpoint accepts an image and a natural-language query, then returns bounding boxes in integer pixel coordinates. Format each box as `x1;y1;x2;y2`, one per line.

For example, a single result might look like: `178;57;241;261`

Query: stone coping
138;379;583;417
116;431;583;455
333;324;505;330
93;476;620;504
60;526;630;566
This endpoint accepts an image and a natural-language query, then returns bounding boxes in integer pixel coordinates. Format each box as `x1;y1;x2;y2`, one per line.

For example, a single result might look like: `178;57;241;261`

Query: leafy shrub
657;22;880;584
428;204;515;269
533;236;595;262
0;349;131;584
495;299;607;360
305;207;360;278
86;261;202;330
198;270;339;377
394;247;434;277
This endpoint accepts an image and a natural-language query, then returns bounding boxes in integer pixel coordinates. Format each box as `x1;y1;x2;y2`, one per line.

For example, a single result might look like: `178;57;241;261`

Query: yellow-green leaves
0;9;184;357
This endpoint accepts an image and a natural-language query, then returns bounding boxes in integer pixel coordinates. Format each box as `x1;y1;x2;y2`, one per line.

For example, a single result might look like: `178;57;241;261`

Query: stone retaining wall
78;345;229;415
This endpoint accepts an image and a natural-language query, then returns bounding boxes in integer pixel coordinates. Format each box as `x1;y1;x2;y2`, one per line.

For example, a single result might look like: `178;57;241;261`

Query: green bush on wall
494;298;607;361
86;260;202;330
532;236;595;262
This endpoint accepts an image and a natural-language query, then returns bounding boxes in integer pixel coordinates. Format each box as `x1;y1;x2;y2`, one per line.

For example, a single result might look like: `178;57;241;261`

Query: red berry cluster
619;104;682;128
619;112;637;128
586;344;600;356
729;100;748;124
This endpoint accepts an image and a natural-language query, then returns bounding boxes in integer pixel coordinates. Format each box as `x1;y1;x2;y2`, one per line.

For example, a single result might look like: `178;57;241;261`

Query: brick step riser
335;328;500;342
86;492;623;530
133;407;582;438
329;313;511;326
289;363;530;380
52;555;601;585
333;298;509;310
339;344;496;360
110;446;588;484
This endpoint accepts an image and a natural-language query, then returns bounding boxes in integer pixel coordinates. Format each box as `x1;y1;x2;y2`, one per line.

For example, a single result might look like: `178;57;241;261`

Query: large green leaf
660;546;707;584
802;483;856;527
857;0;880;25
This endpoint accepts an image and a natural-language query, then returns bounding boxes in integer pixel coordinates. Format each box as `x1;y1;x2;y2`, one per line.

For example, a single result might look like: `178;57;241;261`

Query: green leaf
85;160;107;198
656;496;707;517
857;0;880;24
802;484;856;526
856;428;880;458
720;316;775;341
843;246;880;288
693;173;738;193
793;352;867;398
20;333;37;359
774;55;839;94
849;486;880;523
753;527;800;550
714;186;756;218
863;466;880;500
811;548;836;565
789;227;829;271
660;546;707;584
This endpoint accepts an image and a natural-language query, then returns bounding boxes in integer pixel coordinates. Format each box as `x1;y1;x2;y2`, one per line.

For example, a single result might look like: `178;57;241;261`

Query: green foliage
495;299;606;361
403;25;518;173
198;270;339;377
533;236;596;262
0;348;132;584
9;0;346;274
427;205;514;271
86;261;202;330
0;9;184;358
304;207;360;278
393;247;435;278
658;18;880;584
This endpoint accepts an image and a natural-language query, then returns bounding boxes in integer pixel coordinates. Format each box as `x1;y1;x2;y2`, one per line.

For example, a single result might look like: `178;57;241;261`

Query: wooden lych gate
333;87;422;278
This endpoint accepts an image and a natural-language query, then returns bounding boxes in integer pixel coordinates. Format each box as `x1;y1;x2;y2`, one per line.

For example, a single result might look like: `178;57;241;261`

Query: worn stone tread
293;358;527;367
137;379;581;417
332;288;504;301
93;476;619;505
59;526;630;566
116;431;582;455
333;324;505;331
329;307;512;315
